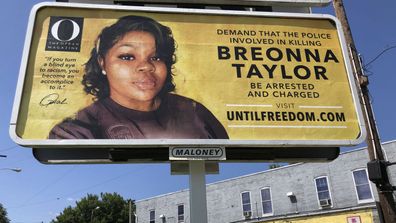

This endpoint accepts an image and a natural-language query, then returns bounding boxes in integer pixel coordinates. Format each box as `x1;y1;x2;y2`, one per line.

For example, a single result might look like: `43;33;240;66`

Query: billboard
10;2;365;149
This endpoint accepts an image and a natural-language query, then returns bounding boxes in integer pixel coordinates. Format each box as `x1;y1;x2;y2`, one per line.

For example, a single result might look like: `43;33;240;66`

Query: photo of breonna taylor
49;15;229;139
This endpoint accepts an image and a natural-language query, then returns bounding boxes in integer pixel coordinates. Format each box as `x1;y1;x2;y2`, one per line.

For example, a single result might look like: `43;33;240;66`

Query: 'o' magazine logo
170;147;226;160
46;16;84;52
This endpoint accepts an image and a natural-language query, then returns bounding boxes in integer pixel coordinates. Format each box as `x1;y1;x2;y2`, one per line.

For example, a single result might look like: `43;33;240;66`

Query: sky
1;1;395;223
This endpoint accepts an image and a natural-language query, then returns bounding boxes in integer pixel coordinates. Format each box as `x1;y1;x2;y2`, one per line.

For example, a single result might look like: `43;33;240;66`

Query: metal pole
333;1;396;222
90;209;94;223
189;160;208;223
129;200;132;223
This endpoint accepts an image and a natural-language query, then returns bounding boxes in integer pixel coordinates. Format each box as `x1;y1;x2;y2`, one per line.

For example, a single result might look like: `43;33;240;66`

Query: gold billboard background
16;6;362;141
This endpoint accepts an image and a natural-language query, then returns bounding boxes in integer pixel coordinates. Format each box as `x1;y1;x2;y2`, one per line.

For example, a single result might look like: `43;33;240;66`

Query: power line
7;165;148;209
23;166;77;204
60;166;148;198
0;145;18;152
364;45;396;68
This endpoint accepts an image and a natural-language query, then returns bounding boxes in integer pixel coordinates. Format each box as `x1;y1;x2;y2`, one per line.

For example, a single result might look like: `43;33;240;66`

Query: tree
52;192;135;223
269;163;282;169
0;203;10;223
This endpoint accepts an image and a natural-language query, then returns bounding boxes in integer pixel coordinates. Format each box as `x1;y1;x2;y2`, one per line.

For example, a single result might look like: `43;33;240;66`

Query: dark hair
82;15;176;100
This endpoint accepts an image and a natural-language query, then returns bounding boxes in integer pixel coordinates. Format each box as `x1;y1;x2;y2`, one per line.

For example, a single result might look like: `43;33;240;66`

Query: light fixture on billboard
0;168;22;173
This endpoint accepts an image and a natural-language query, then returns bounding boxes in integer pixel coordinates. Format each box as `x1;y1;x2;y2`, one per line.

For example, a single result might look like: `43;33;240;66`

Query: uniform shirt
49;94;228;139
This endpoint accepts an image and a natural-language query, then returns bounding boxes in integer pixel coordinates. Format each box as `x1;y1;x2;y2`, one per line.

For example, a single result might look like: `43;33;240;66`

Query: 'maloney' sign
170;147;226;160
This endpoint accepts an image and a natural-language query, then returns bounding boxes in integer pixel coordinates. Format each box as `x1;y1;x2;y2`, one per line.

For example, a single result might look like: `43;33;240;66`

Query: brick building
136;140;396;223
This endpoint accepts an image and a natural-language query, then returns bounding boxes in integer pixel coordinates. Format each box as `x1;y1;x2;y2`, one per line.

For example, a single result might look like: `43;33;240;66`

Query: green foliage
0;203;10;223
52;193;134;223
269;163;282;169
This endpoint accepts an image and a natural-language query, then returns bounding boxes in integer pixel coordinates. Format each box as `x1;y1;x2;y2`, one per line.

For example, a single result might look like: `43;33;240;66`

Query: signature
39;93;68;107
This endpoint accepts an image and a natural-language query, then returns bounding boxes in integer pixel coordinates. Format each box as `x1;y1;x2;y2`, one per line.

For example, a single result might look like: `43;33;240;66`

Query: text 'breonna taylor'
217;46;339;79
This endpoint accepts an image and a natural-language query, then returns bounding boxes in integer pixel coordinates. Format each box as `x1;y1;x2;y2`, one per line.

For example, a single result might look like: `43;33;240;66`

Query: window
177;204;184;223
149;209;155;223
241;191;252;215
260;187;273;216
315;176;332;207
353;169;374;203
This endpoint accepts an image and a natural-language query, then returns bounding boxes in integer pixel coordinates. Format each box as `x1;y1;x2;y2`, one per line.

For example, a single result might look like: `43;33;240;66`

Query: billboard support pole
333;1;396;222
189;160;208;223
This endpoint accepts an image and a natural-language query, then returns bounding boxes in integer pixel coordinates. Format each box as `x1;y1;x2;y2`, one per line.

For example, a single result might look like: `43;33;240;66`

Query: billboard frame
10;2;366;149
58;0;332;7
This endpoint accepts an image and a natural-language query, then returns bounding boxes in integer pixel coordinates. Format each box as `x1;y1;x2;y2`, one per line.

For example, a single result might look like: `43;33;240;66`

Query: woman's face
100;31;167;111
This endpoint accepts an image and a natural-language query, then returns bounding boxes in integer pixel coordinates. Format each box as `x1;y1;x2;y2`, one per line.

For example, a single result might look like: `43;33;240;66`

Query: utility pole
332;1;396;222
